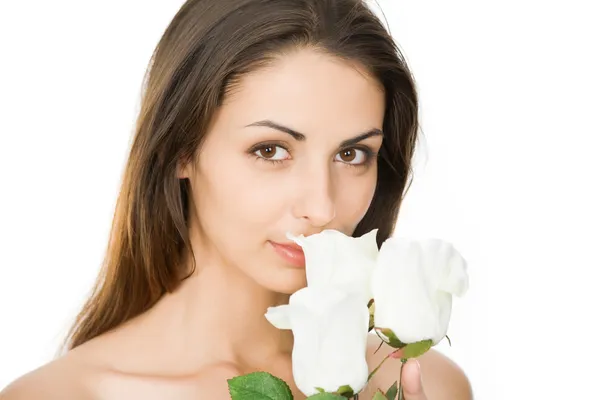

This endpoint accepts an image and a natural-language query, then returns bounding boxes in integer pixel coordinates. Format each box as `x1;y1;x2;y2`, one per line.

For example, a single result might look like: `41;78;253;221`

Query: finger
389;348;404;359
401;359;427;399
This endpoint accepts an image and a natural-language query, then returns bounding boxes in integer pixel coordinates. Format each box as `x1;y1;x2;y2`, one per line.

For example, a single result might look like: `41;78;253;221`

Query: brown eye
259;146;276;158
335;148;370;165
339;148;357;162
253;144;290;161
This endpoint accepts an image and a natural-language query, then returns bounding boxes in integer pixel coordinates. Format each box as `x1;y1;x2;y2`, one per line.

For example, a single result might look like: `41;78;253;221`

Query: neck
150;233;294;371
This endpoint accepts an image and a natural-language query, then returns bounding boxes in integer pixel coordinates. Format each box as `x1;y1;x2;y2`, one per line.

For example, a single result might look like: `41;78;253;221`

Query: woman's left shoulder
364;334;473;400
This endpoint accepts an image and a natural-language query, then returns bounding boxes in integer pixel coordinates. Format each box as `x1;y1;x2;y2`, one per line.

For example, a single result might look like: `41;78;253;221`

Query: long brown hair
63;0;420;351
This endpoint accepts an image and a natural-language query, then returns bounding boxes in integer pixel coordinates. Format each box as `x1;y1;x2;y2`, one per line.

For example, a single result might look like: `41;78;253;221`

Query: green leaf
384;381;398;400
368;299;375;331
335;385;355;398
374;328;407;349
372;389;388;400
403;340;433;358
227;371;293;400
306;393;347;399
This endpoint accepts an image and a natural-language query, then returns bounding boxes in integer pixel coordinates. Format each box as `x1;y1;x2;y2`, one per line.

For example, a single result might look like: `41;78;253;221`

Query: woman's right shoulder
0;353;97;400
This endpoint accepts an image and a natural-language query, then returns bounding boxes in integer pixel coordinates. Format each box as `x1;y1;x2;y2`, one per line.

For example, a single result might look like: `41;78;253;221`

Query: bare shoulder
0;353;96;400
365;335;473;400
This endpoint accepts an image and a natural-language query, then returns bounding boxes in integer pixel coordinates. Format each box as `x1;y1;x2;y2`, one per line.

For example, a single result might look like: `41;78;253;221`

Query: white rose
371;237;469;345
265;286;369;396
286;229;379;305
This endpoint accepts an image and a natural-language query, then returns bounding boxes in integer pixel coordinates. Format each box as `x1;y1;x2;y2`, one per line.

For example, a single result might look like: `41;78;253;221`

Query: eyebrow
245;119;383;147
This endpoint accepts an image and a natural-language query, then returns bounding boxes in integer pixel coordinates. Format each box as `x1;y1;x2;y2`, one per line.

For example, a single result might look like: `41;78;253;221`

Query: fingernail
414;360;422;391
389;349;403;359
404;359;422;394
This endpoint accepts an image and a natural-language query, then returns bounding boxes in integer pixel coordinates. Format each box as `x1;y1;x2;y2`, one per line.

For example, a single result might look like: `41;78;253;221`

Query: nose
291;166;336;228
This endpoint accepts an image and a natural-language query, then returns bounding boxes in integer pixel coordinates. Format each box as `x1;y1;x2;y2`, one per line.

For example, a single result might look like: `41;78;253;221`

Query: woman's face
180;48;385;294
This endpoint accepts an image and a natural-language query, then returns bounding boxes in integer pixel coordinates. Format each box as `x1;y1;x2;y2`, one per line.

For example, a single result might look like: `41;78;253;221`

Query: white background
1;1;598;399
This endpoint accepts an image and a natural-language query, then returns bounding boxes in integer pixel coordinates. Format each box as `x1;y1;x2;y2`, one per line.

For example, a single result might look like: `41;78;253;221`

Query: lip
269;241;306;268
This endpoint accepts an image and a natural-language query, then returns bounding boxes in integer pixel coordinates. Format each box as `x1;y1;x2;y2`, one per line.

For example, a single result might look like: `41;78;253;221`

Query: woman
1;0;472;398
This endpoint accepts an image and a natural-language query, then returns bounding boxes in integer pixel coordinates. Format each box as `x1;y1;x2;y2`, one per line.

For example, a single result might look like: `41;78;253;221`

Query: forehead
220;48;386;135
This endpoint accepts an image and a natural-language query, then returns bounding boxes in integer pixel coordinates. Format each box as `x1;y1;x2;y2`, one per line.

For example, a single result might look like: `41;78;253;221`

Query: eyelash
248;143;376;168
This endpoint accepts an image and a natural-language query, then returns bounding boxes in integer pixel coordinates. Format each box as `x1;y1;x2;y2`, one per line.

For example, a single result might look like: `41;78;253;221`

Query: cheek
196;157;285;237
335;169;378;226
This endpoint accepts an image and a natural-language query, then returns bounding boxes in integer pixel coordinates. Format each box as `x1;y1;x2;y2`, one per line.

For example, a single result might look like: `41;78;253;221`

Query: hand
401;359;427;400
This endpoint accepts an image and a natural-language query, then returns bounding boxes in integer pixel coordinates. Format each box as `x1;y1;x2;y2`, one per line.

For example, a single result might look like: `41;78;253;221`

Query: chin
256;268;307;295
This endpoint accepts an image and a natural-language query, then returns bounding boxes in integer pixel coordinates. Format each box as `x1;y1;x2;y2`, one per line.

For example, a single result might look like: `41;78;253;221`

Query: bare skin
1;49;471;400
1;329;470;400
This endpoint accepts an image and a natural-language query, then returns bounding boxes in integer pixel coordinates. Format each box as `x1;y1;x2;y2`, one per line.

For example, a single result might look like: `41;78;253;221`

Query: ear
176;158;191;179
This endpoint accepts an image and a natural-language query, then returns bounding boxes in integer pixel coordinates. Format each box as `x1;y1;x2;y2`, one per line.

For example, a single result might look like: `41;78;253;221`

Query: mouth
268;240;306;268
